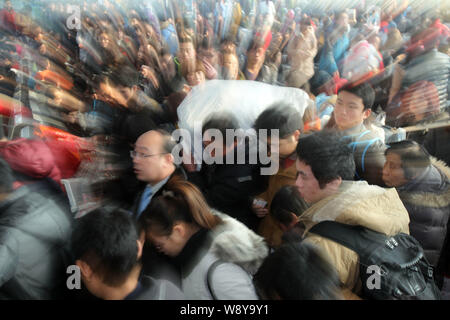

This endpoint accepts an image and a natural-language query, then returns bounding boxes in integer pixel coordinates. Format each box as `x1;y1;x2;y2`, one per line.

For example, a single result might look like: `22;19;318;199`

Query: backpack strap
344;131;382;174
344;130;372;152
309;221;378;257
206;260;225;300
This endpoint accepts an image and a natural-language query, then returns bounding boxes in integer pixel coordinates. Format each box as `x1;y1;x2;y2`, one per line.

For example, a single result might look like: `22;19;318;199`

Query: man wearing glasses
130;129;185;219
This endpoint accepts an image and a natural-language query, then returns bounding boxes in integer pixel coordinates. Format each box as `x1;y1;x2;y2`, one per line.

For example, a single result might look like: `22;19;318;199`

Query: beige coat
257;159;298;248
286;26;318;80
300;181;410;295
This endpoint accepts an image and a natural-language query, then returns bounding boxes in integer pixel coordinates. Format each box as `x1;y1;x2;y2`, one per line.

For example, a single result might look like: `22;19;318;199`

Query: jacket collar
0;186;28;213
173;228;211;276
399;165;448;193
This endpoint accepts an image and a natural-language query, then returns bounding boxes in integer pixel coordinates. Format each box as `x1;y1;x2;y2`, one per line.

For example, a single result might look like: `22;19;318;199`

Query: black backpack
310;221;442;300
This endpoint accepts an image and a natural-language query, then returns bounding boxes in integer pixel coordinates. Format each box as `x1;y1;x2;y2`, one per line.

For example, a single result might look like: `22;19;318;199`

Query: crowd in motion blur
0;0;449;300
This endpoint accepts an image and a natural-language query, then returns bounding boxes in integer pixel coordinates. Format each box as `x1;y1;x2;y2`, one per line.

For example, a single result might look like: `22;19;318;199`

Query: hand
65;111;79;124
251;201;268;218
395;54;406;63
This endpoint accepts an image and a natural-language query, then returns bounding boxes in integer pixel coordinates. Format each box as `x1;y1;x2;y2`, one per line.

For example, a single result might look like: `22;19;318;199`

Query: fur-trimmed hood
300;180;410;236
432;157;450;180
210;210;269;275
398;157;450;209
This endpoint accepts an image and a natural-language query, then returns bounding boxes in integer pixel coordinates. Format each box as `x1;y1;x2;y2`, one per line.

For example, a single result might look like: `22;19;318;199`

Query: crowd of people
0;0;449;300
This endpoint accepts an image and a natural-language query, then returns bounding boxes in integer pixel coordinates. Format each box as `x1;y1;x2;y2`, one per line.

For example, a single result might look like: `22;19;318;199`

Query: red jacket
0;138;62;186
0;8;16;33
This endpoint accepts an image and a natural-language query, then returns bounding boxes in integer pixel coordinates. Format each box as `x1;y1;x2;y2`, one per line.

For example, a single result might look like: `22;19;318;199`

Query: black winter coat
188;145;265;230
397;159;450;269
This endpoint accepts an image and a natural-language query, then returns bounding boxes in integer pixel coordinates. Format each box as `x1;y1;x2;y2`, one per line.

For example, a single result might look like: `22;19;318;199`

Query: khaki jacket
300;181;410;294
257;158;297;248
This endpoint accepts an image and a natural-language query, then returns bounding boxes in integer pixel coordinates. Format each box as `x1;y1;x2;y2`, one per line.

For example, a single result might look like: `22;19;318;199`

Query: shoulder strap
309;221;378;256
206;260;225;300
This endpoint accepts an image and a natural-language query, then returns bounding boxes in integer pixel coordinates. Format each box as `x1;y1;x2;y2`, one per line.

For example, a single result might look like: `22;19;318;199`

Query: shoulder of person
139;275;185;300
208;261;258;300
210;210;269;274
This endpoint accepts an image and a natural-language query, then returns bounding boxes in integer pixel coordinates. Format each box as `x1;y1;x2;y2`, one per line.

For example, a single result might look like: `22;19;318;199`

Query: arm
0;230;19;288
208;262;258;300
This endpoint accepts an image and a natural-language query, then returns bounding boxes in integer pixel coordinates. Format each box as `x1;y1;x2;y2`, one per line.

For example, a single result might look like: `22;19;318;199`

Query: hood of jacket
0;183;72;244
300;180;410;236
397;157;450;210
210;210;269;275
0;138;62;185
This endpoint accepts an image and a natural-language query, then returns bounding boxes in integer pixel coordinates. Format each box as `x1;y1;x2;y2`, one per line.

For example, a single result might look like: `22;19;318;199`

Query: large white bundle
176;80;313;165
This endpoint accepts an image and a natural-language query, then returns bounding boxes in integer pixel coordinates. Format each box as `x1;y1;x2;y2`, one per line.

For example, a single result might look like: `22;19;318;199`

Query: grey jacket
0;182;73;299
175;211;269;300
125;275;185;300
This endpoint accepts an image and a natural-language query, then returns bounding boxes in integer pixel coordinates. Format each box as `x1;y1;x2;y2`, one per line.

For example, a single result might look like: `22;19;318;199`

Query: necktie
137;186;152;218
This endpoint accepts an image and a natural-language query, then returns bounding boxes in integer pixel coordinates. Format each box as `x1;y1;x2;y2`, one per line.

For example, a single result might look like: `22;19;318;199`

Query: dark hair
202;112;239;147
254;104;303;138
254;241;341;300
385;140;431;180
0;157;14;194
178;32;194;45
296;131;355;188
310;70;332;96
71;209;140;287
165;91;187;123
338;82;375;111
111;65;140;88
246;33;265;52
270;185;308;227
139;178;222;237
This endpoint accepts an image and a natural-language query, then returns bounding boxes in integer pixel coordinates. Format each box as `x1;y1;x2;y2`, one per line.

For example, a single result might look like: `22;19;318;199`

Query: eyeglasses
130;150;168;159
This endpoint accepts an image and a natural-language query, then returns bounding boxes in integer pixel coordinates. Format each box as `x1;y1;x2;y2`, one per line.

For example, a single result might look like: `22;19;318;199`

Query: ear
164;152;174;165
182;84;191;93
76;259;93;281
326;177;342;192
293;129;301;141
172;223;186;240
362;108;372;120
289;212;300;228
136;238;144;260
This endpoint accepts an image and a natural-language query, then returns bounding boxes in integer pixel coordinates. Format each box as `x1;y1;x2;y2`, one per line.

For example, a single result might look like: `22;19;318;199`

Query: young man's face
178;42;196;64
334;90;371;131
222;53;239;80
247;47;265;68
295;159;331;204
186;70;205;87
